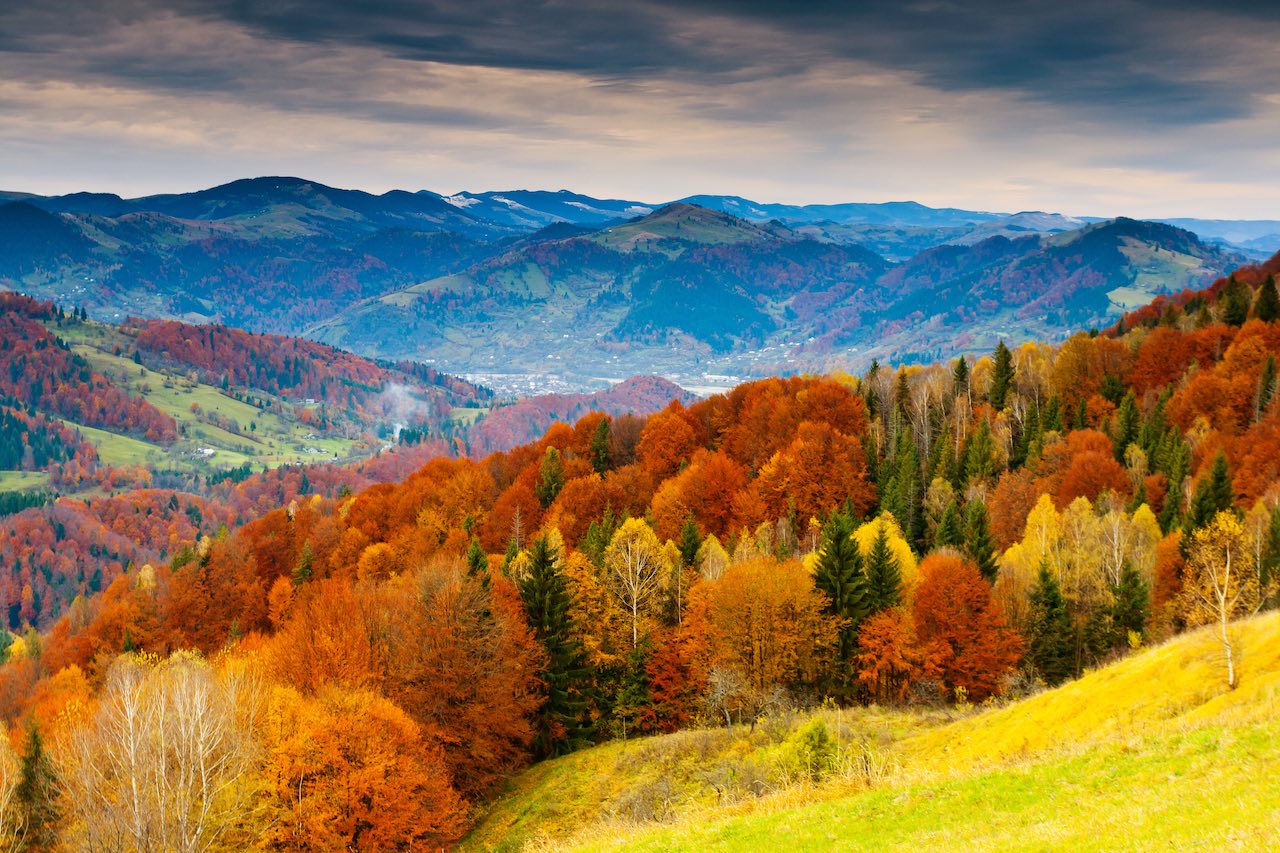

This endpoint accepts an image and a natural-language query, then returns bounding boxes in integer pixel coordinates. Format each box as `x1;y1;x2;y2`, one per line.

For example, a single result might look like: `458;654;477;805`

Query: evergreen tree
883;430;922;548
863;523;902;613
1113;390;1140;461
534;446;566;509
1014;403;1042;468
1256;355;1277;421
963;500;999;583
951;355;970;397
1187;451;1235;531
581;508;620;568
517;536;594;757
1111;562;1149;647
1026;563;1075;686
1222;276;1250;326
989;340;1014;410
1099;373;1125;406
964;418;997;484
812;513;868;680
678;514;702;568
864;359;881;418
1262;505;1280;593
1255;273;1279;323
291;541;314;586
502;538;520;575
1042;395;1063;433
15;721;59;851
1073;398;1088;430
590;417;612;473
934;499;964;549
466;536;490;590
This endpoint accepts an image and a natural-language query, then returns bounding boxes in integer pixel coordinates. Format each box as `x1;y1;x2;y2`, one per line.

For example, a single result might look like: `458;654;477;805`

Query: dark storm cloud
2;0;1275;126
53;0;1273;127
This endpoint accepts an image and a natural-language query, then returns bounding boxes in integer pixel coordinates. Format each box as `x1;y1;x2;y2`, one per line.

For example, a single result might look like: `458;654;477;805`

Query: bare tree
58;652;262;852
1180;513;1272;689
604;518;668;648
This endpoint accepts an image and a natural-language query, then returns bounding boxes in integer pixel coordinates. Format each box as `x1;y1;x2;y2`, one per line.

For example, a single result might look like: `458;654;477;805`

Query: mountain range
0;176;1263;392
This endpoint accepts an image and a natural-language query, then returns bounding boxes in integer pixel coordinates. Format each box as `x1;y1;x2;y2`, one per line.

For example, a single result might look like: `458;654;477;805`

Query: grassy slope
463;613;1280;852
55;321;361;471
0;471;51;491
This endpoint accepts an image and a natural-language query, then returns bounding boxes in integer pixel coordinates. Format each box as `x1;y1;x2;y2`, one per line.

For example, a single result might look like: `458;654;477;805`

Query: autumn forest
0;243;1276;847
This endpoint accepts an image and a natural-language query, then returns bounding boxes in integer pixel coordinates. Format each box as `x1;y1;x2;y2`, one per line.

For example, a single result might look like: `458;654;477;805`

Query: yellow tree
57;651;263;852
1180;512;1271;688
853;514;919;593
603;518;670;647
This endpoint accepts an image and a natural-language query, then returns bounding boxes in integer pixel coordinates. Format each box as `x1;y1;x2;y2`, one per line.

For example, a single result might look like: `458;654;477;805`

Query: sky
1;0;1278;218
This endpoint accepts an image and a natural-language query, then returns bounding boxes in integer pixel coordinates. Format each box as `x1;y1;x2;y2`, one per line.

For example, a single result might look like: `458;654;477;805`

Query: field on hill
464;613;1280;852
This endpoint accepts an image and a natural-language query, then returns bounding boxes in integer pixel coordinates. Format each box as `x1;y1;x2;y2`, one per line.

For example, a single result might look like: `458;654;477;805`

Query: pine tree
863;523;902;613
989;341;1014;410
1042;395;1063;433
1255;274;1279;323
883;430;923;548
678;514;702;568
517;536;594;757
812;513;868;676
1099;373;1125;405
590;417;612;473
15;721;59;850
1111;561;1149;647
1262;505;1280;593
1026;563;1075;685
951;355;970;397
1014;403;1042;468
1113;390;1140;461
964;418;997;484
934;499;964;549
291;541;314;586
534;446;566;509
1187;451;1234;531
1256;355;1277;421
465;536;490;590
963;500;999;583
1222;276;1250;326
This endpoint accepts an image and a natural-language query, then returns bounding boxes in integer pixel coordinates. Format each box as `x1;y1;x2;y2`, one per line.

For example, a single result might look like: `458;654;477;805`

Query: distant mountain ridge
0;176;1260;393
309;204;1244;389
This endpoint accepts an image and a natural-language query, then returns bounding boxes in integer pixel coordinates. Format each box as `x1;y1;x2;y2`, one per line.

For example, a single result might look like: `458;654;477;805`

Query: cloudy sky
2;0;1277;217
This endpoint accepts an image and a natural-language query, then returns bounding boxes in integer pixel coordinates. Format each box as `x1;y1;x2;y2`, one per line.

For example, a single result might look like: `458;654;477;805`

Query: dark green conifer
1111;562;1149;647
1113;390;1140;461
15;721;59;850
590;417;612;473
1222;276;1250;326
863;522;902;613
1256;355;1277;421
291;541;314;586
963;500;999;583
952;355;970;397
1254;274;1279;323
678;514;702;568
1187;451;1234;531
1026;563;1075;686
535;446;566;509
466;536;490;590
812;512;868;676
517;536;594;757
989;341;1014;410
934;499;964;549
965;419;997;484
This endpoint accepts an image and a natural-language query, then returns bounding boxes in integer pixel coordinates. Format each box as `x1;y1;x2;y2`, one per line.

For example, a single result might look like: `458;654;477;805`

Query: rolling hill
462;612;1280;852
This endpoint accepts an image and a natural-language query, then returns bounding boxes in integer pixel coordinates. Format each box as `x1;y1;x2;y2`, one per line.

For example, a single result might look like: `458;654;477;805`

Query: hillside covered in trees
0;252;1275;847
